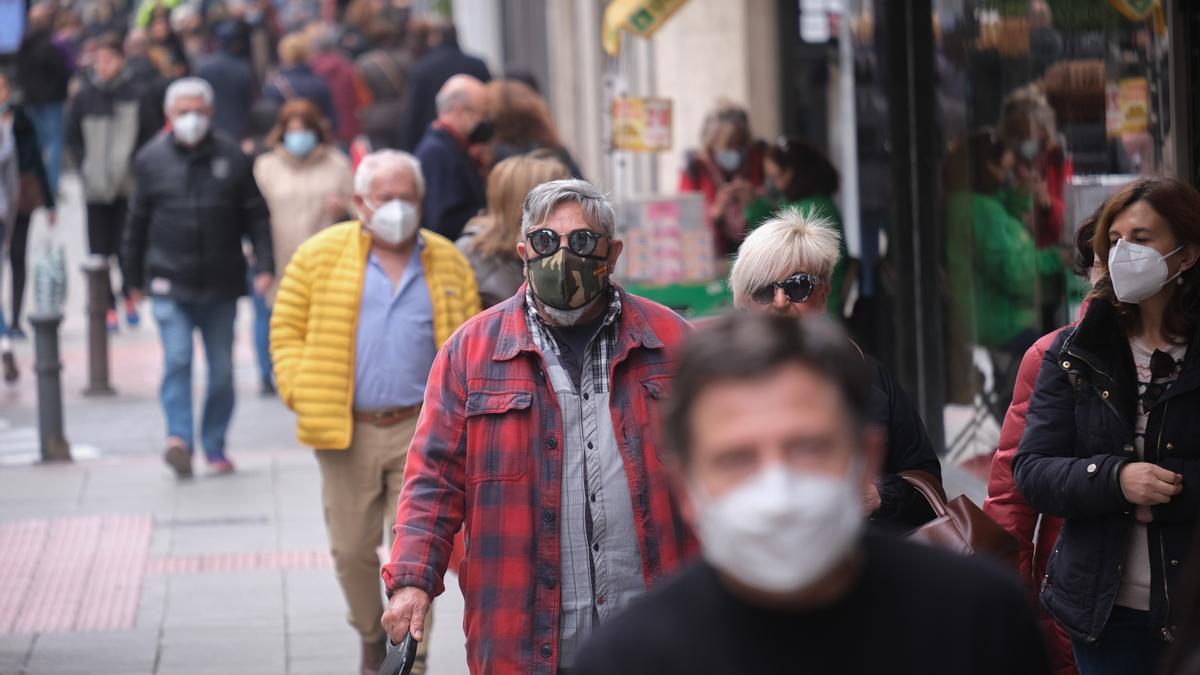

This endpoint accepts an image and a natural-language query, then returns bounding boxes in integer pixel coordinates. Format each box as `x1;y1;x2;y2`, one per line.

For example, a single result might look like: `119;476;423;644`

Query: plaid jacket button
541;644;553;658
546;437;557;449
542;510;555;524
543;574;556;589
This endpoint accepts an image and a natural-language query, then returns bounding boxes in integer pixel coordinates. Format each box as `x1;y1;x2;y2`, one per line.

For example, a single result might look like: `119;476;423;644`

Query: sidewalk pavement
0;177;468;675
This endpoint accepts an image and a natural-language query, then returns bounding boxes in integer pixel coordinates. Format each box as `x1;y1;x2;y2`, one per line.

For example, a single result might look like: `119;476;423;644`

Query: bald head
28;4;53;30
435;75;489;139
125;28;150;58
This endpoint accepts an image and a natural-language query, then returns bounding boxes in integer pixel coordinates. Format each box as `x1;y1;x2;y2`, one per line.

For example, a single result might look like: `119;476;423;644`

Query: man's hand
253;272;273;297
127;288;145;305
862;482;882;514
382;587;431;642
1119;462;1182;506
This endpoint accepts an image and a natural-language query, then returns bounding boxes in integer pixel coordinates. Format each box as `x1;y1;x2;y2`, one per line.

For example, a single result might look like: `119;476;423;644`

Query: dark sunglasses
526;228;608;258
751;273;820;305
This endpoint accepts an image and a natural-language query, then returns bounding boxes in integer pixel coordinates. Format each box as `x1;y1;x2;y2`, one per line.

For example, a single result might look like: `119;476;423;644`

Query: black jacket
16;29;71;105
1013;300;1200;644
866;353;942;529
399;43;491;152
414;126;485;242
9;105;54;212
197;51;255;139
122;132;273;302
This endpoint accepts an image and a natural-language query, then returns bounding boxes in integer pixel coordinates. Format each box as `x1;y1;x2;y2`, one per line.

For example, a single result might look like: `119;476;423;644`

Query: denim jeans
247;268;272;385
1071;606;1164;675
26;102;64;197
151;297;238;461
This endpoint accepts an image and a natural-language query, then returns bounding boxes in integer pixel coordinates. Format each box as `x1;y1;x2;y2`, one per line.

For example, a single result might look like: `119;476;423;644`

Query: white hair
169;3;198;33
729;205;843;307
435;87;471;116
354;150;426;200
163;77;214;115
521;179;615;238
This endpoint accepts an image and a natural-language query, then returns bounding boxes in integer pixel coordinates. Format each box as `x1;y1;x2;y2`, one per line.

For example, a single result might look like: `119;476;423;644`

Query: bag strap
898;470;949;518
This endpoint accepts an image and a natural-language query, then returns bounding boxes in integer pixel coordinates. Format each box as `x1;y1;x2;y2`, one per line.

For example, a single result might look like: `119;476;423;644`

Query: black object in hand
379;632;419;675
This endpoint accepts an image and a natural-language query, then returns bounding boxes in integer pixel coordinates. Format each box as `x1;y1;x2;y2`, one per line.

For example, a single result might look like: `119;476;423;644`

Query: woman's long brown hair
467;153;570;261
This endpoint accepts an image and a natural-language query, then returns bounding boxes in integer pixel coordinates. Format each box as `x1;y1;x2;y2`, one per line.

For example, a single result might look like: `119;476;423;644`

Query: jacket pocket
638;375;673;463
464;390;533;482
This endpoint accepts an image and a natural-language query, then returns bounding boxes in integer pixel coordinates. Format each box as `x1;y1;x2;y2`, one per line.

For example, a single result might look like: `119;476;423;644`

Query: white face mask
172;112;210;146
690;463;864;594
364;199;420;245
1107;239;1185;304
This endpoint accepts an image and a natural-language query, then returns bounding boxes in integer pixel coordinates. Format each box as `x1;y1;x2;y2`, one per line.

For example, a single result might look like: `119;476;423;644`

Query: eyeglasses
526;228;608;259
750;273;820;305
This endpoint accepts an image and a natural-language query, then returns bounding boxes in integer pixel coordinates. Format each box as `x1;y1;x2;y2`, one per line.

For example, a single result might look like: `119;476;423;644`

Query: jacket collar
492;283;665;362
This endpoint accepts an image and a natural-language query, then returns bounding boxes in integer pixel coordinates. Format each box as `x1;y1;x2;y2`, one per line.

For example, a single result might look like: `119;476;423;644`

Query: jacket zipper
1154;401;1173;642
1065;347;1127;428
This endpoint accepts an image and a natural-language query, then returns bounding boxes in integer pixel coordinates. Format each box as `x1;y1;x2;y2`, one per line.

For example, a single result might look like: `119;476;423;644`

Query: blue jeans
248;269;272;385
152;297;238;461
1071;606;1164;675
26;102;64;197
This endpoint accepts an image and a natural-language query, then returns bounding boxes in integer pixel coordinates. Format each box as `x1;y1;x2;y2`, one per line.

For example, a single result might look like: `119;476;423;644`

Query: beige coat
253;145;354;303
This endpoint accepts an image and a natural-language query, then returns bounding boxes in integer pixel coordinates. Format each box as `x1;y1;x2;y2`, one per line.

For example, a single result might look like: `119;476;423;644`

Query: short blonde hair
730;206;842;307
278;33;309;66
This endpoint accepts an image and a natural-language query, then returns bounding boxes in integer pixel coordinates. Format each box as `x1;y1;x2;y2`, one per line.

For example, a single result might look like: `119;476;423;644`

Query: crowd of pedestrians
1;3;1200;675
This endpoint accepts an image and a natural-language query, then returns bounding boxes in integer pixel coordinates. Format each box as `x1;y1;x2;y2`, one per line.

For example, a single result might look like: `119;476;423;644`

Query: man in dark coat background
399;24;489;152
413;74;488;241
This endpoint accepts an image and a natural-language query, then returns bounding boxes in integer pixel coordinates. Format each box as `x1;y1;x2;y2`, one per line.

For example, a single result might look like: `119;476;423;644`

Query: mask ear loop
1164;245;1188;286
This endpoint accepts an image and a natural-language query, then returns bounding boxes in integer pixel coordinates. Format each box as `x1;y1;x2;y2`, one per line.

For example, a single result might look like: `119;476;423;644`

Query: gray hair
163;77;214;115
354;150;426;200
435;87;471;116
729;205;842;307
521;179;616;238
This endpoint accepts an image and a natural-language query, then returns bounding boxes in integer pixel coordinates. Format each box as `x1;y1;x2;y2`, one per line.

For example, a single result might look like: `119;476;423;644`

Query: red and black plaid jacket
383;285;697;675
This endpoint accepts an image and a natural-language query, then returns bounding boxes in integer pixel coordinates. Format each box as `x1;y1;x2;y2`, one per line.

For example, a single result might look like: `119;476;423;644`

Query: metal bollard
30;313;72;462
81;256;115;396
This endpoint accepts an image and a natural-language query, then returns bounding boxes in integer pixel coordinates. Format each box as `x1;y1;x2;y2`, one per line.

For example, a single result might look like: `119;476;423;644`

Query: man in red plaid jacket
381;179;696;675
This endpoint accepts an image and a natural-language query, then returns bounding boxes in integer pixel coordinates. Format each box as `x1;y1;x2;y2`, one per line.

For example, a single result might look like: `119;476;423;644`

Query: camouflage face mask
526;248;610;311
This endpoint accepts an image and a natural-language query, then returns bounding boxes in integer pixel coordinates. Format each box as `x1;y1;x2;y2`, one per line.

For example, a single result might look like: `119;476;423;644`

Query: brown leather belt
352;405;421;427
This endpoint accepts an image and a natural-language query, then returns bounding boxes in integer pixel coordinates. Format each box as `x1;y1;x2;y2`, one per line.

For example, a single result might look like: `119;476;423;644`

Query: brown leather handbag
900;470;1020;568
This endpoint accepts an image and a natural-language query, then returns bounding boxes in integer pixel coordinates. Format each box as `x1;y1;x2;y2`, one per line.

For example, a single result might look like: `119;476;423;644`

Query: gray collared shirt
524;291;645;667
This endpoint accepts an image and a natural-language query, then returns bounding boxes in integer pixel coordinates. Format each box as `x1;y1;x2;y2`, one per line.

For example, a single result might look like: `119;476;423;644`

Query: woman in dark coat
1014;176;1200;675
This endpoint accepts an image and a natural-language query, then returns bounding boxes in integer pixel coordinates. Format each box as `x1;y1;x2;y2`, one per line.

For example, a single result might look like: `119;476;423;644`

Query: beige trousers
315;417;430;671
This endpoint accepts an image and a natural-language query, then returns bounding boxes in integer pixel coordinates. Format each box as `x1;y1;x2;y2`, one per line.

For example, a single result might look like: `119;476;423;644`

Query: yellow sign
1109;0;1157;21
602;0;690;57
611;97;673;152
1118;78;1149;135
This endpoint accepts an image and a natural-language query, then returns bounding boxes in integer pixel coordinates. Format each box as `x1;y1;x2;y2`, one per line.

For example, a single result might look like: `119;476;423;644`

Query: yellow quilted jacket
270;222;481;449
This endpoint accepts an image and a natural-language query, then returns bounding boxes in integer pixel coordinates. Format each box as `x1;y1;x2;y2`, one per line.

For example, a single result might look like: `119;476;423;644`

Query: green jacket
946;190;1061;348
745;194;849;317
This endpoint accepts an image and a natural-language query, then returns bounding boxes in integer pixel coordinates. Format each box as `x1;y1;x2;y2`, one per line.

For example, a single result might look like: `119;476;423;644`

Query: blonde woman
456;152;570;308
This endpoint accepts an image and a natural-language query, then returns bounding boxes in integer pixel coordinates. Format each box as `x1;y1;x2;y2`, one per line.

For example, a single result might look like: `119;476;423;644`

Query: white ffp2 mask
1108;239;1185;304
690;464;864;594
365;199;420;245
172;112;210;146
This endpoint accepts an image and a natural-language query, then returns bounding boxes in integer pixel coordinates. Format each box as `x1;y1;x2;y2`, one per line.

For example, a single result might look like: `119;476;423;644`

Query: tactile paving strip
0;516;333;635
0;515;151;634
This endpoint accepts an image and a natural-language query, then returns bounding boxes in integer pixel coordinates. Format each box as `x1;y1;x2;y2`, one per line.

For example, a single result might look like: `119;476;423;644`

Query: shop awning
602;0;690;57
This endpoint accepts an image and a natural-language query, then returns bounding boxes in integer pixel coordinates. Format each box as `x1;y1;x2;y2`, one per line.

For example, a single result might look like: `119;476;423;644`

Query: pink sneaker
208;459;236;476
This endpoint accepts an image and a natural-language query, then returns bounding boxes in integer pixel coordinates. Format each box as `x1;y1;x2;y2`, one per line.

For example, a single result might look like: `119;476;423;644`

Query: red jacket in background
311;50;363;144
678;140;766;257
983;326;1077;675
1034;145;1073;248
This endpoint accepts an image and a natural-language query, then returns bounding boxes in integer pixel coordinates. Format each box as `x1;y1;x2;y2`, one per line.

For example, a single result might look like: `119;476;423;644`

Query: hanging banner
602;0;690;57
611;97;673;152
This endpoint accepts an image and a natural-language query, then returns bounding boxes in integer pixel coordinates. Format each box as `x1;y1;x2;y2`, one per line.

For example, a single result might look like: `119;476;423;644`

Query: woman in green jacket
945;128;1064;415
744;136;850;317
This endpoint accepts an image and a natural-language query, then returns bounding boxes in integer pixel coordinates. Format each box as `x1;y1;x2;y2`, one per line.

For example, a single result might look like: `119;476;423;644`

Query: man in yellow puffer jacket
270;150;479;675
